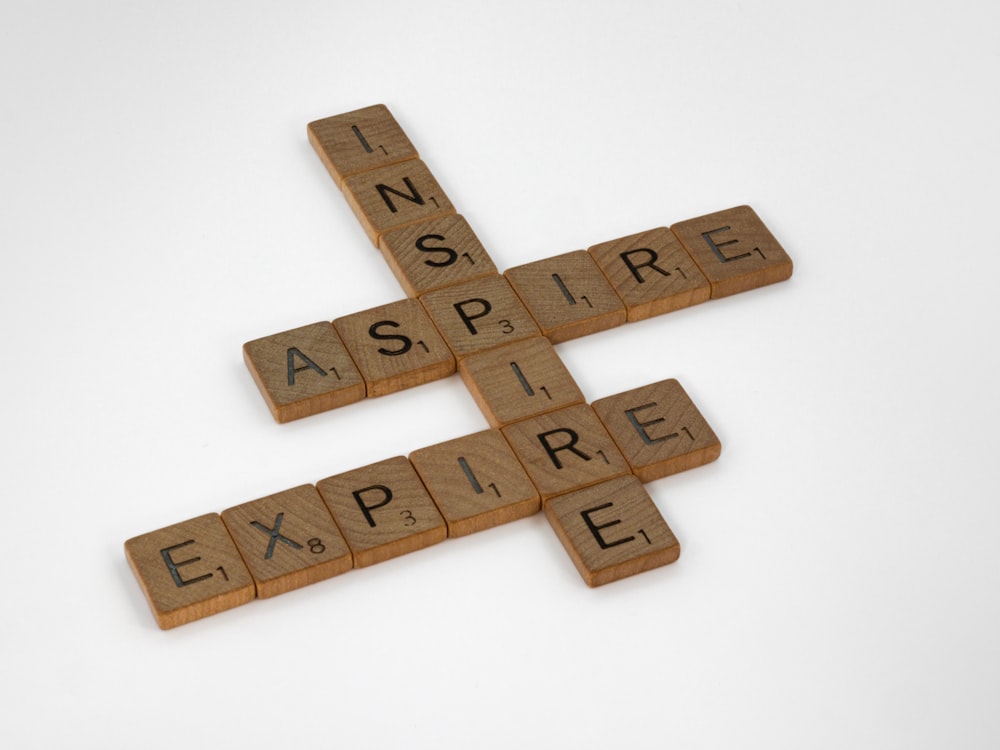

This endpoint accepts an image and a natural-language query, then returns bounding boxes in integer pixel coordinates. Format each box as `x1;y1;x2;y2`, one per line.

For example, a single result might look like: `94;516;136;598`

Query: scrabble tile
419;275;540;358
220;485;352;598
243;322;366;423
333;298;455;398
591;379;721;483
545;474;680;587
504;251;626;343
316;456;447;568
125;513;255;629
501;404;630;501
308;104;418;188
587;227;711;322
342;160;456;246
458;336;585;427
670;205;793;298
379;214;498;297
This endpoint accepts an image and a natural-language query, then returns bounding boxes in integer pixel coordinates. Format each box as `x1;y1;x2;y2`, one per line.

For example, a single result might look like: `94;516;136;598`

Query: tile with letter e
316;456;447;568
410;429;540;537
504;250;626;344
243;321;366;422
333;298;455;398
592;378;721;482
670;205;793;299
221;485;352;598
545;474;680;587
124;513;255;629
588;227;711;322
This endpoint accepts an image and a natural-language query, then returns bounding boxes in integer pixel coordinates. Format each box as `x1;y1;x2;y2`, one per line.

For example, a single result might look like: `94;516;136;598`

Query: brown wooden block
670;205;793;298
410;429;540;537
333;298;455;398
588;227;711;322
124;513;255;629
220;485;353;598
458;336;585;427
316;456;447;568
342;160;455;246
545;474;680;587
307;104;418;188
243;322;366;422
504;251;626;343
591;379;722;483
378;214;498;297
501;404;630;502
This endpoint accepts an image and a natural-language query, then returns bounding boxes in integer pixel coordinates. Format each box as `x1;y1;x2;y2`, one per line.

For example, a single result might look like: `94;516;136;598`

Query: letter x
250;513;303;560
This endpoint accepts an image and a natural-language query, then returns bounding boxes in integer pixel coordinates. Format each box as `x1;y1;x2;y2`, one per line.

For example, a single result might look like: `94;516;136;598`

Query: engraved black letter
369;320;413;356
287;347;327;386
620;248;671;283
581;503;635;549
160;540;213;587
376;177;425;214
537;428;590;469
624;402;675;446
416;234;458;267
702;226;751;263
353;484;393;528
453;298;492;335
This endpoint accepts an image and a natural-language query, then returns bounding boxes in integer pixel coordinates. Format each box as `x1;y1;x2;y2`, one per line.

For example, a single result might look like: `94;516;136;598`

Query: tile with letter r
243;321;366;422
316;456;447;568
670;205;793;298
545;474;681;587
124;513;255;629
221;484;353;598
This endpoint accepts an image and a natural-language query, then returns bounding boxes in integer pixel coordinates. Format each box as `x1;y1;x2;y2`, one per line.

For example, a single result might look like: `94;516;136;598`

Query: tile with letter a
124;513;255;629
545;474;681;587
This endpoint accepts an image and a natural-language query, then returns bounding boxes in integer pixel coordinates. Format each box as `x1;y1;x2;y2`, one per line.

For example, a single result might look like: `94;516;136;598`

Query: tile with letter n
124;513;255;629
545;474;681;587
316;456;447;568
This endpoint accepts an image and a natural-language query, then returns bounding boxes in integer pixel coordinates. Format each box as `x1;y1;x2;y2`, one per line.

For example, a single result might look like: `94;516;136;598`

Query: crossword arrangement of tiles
125;104;792;629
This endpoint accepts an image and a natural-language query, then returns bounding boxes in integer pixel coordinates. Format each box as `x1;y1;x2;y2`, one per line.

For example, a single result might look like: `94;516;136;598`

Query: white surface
2;1;998;747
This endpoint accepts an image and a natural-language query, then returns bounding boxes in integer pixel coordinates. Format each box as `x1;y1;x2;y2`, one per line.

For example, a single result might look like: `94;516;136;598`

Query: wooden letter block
333;298;455;398
504;250;626;343
591;379;721;482
125;513;255;629
221;485;352;598
588;227;711;321
410;429;540;537
458;336;585;427
670;205;793;298
545;475;680;587
316;457;446;568
243;322;366;422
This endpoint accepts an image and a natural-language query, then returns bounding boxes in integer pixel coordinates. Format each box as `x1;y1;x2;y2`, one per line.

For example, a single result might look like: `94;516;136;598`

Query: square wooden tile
333;298;455;398
243;321;366;422
125;513;255;629
221;484;352;598
410;429;540;537
592;378;721;482
670;205;793;298
501;404;630;501
588;227;711;322
316;456;447;568
504;250;626;343
545;474;680;587
307;104;418;188
458;336;585;427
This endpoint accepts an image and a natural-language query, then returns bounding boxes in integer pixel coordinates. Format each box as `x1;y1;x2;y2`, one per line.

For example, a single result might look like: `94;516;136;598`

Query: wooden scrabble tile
458;336;585;427
333;298;455;398
124;513;255;629
342;160;455;246
504;250;626;343
419;275;541;358
501;404;630;502
587;227;711;322
410;429;540;537
243;322;366;423
378;214;498;297
545;474;680;587
316;456;447;568
308;104;418;188
220;485;352;598
591;379;721;483
670;205;793;298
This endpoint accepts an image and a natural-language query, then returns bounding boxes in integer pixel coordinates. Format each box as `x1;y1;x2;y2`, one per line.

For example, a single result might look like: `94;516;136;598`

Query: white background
2;1;998;747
